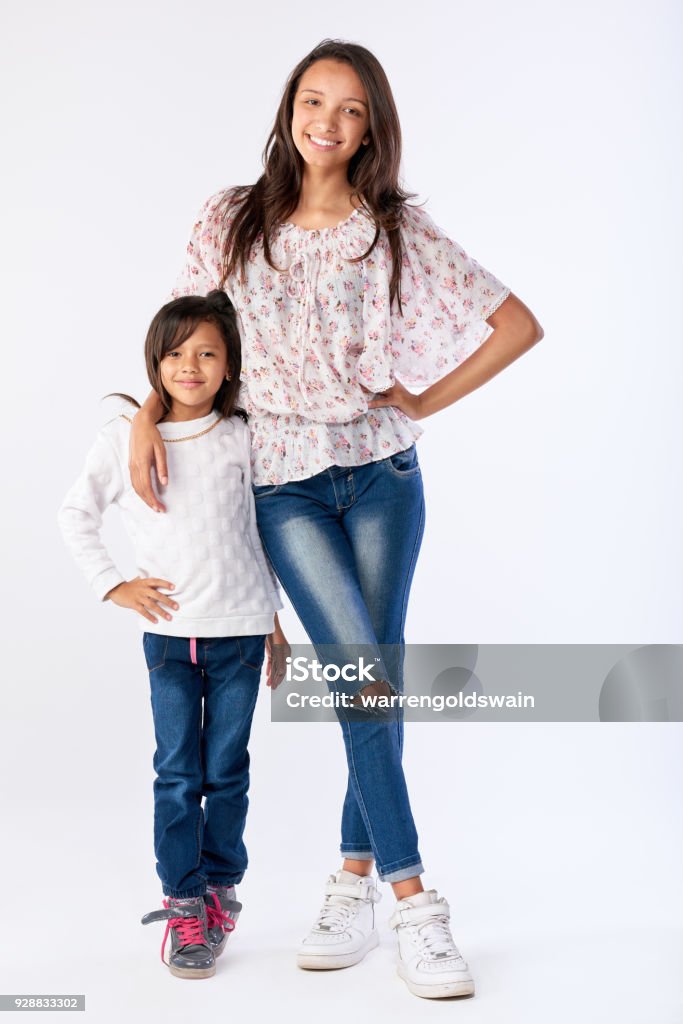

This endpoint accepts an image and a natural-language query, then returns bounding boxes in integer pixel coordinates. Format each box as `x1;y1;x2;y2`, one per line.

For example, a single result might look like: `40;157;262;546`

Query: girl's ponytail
204;289;234;315
103;391;141;409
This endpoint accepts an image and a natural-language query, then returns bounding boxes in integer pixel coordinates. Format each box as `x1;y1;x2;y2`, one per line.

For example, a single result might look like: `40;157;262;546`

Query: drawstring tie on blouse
286;250;322;407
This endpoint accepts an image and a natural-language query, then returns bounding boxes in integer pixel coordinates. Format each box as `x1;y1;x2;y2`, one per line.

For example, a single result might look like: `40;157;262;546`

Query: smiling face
159;320;229;421
291;58;371;169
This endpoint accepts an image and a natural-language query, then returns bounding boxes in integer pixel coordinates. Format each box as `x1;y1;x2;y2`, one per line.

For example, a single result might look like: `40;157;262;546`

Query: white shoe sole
397;963;475;999
297;930;379;970
163;948;216;979
167;962;216;979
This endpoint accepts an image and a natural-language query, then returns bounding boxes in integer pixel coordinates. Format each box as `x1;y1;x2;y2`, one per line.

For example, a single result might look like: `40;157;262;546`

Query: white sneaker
389;890;475;999
297;870;382;970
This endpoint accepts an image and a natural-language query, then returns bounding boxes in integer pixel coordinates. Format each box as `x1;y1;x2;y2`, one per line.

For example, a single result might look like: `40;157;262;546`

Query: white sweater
58;405;283;638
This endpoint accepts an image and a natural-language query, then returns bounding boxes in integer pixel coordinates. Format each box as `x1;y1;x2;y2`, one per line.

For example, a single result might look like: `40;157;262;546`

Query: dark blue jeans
252;444;426;882
142;633;266;898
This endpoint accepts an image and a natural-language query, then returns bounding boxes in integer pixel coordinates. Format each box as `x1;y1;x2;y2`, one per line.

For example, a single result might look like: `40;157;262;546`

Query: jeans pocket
252;483;282;499
236;635;266;671
142;633;168;672
385;444;420;477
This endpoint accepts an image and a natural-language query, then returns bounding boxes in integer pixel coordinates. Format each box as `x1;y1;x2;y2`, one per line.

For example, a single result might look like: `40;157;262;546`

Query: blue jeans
252;444;426;882
141;632;266;898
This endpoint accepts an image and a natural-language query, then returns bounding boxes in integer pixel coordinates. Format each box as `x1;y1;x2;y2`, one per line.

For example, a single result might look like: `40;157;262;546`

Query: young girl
58;290;287;980
129;40;543;999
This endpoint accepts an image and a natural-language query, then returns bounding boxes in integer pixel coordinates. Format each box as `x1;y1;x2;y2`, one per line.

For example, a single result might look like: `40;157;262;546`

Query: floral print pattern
170;189;510;484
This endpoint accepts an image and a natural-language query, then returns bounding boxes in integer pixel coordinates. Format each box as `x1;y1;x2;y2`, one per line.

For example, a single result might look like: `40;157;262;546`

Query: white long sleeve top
58;404;283;638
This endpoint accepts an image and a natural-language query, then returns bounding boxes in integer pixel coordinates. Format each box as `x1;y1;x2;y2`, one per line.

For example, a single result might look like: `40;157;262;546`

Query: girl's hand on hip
105;577;178;624
364;378;425;420
129;413;168;513
265;627;290;689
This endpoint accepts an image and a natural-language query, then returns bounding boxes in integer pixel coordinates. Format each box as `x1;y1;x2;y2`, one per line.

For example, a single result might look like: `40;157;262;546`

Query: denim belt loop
190;637;197;665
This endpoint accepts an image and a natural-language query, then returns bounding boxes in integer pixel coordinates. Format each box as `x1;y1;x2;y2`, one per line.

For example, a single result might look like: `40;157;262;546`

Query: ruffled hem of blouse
386;283;512;387
247;407;424;486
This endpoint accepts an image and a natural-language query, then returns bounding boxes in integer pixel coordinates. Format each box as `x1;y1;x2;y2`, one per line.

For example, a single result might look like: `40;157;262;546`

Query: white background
1;1;682;1021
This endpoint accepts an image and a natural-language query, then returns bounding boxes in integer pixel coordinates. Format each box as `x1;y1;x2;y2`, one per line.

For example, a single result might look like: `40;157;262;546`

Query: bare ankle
392;876;424;900
342;858;374;877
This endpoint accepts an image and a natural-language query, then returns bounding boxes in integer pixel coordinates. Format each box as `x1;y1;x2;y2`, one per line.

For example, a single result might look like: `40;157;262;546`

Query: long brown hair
216;38;420;314
107;290;247;422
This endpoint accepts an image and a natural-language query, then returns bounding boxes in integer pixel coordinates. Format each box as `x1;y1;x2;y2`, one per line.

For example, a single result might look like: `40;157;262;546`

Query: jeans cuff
377;859;425;883
161;884;207;899
339;847;375;860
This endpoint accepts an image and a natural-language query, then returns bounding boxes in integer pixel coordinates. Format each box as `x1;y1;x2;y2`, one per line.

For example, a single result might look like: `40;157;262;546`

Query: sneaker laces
160;899;208;964
205;892;237;935
413;914;462;961
315;895;359;932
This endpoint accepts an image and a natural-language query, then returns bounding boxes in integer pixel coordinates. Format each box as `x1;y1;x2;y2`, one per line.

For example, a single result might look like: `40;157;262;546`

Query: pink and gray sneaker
141;896;216;979
203;885;242;958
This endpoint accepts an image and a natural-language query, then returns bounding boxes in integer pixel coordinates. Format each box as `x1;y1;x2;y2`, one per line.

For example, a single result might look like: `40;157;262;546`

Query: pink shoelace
205;891;237;935
159;898;208;964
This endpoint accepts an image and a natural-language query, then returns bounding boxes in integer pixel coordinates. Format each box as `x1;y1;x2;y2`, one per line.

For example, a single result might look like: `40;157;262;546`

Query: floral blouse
170;189;511;485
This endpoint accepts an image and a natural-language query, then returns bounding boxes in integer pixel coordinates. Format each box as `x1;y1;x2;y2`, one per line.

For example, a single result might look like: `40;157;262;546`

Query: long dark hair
107;290;247;422
216;38;420;313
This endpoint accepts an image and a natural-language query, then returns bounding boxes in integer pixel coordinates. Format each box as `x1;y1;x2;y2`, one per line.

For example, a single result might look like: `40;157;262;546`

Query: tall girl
58;291;287;979
128;40;543;999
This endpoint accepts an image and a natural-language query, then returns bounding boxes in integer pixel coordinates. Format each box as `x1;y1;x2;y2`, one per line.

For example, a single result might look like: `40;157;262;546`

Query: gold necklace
120;413;223;443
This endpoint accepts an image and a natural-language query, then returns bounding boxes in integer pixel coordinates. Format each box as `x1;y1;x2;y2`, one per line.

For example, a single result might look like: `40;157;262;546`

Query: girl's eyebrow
299;88;368;109
171;343;221;352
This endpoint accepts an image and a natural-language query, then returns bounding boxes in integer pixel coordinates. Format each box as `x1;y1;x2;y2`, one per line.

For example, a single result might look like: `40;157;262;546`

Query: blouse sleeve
168;188;250;410
381;205;510;388
168;188;235;301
